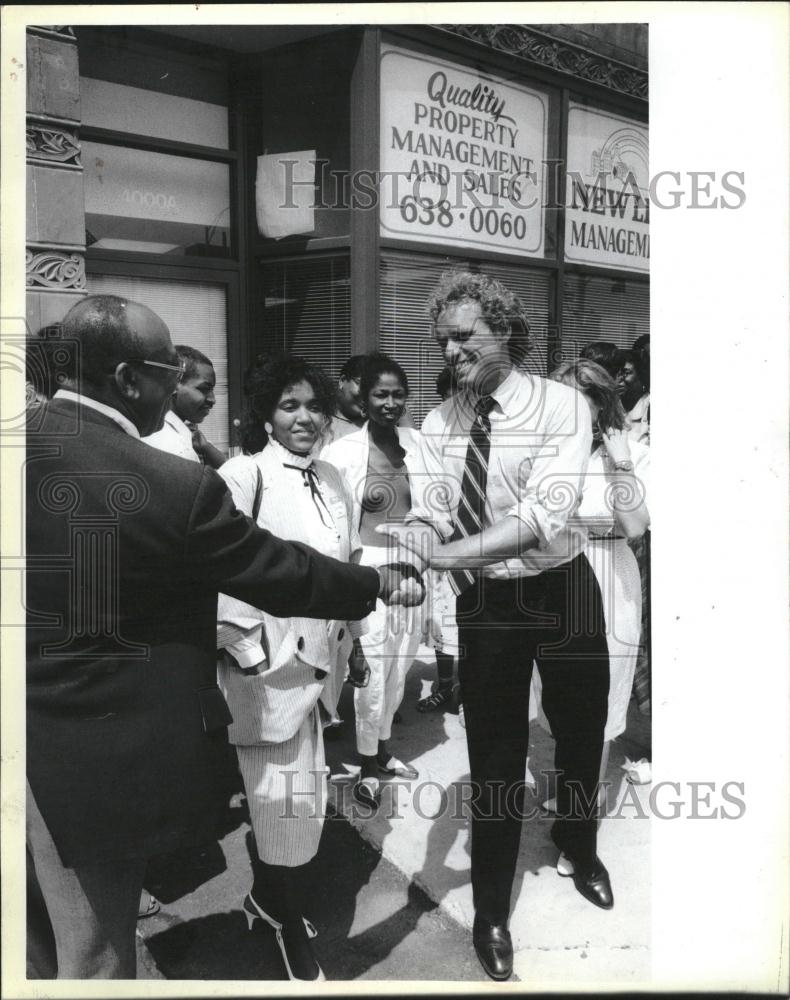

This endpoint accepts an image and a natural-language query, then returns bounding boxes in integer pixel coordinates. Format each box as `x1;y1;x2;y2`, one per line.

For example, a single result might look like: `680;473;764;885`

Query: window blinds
87;274;230;452
561;273;649;360
259;255;352;381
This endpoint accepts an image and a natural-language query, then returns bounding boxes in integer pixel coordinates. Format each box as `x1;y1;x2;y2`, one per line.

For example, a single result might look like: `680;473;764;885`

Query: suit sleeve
185;466;380;621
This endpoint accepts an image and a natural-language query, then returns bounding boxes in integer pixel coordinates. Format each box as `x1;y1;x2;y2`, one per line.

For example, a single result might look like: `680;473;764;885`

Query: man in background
143;344;225;468
325;353;366;444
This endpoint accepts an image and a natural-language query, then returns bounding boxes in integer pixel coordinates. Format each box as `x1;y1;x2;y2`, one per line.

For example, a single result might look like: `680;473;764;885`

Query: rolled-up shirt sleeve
505;387;593;549
220;628;266;669
217;589;267;666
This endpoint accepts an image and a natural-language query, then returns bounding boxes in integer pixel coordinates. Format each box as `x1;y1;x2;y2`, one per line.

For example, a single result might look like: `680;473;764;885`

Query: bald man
25;295;423;979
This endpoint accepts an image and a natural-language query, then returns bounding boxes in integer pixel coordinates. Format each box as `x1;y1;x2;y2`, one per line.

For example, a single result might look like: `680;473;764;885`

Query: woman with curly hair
215;353;367;982
531;358;650;799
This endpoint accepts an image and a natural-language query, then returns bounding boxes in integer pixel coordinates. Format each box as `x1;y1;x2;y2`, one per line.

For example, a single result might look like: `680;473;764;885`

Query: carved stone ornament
26;249;86;291
26;122;81;165
438;24;648;102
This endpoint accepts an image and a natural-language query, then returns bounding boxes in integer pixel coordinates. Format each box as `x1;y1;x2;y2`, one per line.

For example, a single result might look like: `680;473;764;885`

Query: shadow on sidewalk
143;808;470;980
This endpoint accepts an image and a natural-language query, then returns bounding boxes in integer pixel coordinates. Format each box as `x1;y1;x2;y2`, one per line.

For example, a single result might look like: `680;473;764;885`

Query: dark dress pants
456;553;609;925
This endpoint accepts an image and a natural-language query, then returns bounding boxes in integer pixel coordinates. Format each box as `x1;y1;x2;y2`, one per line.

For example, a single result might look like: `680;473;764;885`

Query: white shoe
242;893;318;938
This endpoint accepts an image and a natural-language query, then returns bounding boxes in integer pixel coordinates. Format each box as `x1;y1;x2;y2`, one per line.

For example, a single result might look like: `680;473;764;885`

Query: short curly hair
549;359;627;432
240;352;336;454
175;344;214;381
359;352;409;401
426;270;531;363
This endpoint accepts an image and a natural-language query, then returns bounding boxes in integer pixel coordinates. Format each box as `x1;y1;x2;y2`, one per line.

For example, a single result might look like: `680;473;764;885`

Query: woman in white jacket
216;354;367;982
322;353;424;808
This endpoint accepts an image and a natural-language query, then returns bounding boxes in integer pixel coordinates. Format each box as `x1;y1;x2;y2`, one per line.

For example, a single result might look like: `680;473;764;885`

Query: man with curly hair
386;271;612;981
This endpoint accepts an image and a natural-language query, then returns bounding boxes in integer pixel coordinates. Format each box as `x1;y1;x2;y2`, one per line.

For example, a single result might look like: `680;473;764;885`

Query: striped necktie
448;394;496;596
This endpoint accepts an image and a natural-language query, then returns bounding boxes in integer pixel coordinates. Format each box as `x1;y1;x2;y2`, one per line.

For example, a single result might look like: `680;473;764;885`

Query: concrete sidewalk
324;646;652;989
135;646;651;986
136;800;483;982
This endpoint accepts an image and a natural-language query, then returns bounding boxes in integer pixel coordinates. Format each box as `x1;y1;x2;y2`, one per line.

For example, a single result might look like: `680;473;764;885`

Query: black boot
243;860;324;981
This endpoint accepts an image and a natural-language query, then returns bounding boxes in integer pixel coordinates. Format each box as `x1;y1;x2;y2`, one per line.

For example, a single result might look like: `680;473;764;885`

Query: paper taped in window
256;150;316;239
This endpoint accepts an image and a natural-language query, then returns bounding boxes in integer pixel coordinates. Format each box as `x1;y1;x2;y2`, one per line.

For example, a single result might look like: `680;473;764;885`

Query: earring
264;421;273;435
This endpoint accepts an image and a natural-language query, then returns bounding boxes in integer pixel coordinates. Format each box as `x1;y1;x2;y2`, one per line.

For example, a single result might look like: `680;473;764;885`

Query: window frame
78;27;251;449
85;253;244;447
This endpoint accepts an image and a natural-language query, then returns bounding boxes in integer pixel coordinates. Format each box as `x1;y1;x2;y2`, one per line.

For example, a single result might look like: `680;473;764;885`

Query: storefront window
260;256;351;378
255;33;355;242
561;273;649;359
81;77;229;149
86;274;231;452
78;28;234;260
83;142;231;256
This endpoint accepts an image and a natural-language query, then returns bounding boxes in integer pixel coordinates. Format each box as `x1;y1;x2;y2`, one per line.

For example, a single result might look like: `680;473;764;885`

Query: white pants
355;546;423;756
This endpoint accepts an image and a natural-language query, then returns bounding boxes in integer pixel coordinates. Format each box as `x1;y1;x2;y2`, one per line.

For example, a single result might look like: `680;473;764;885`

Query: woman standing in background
322;353;424;809
531;359;650;799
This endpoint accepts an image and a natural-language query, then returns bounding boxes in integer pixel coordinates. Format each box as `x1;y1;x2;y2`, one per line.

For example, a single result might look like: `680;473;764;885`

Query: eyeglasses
127;358;186;383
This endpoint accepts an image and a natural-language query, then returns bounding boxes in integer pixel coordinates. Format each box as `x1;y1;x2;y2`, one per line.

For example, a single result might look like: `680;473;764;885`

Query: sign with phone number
379;45;547;257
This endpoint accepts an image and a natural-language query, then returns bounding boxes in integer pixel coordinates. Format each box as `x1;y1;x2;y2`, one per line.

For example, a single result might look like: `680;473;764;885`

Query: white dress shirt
408;368;593;578
142;410;200;462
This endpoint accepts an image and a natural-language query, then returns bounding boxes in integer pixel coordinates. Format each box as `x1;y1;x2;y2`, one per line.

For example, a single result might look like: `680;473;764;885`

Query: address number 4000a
122;189;177;211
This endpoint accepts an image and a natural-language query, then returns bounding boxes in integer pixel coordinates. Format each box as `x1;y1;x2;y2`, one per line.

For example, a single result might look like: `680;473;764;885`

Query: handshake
374;523;438;607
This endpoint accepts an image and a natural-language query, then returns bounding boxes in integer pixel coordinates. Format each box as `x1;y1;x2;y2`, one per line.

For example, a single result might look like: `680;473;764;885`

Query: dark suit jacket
26;398;379;866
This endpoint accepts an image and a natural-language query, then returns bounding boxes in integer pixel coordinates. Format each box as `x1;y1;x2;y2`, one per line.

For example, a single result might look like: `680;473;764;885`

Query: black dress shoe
472;915;513;981
556;852;614;910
